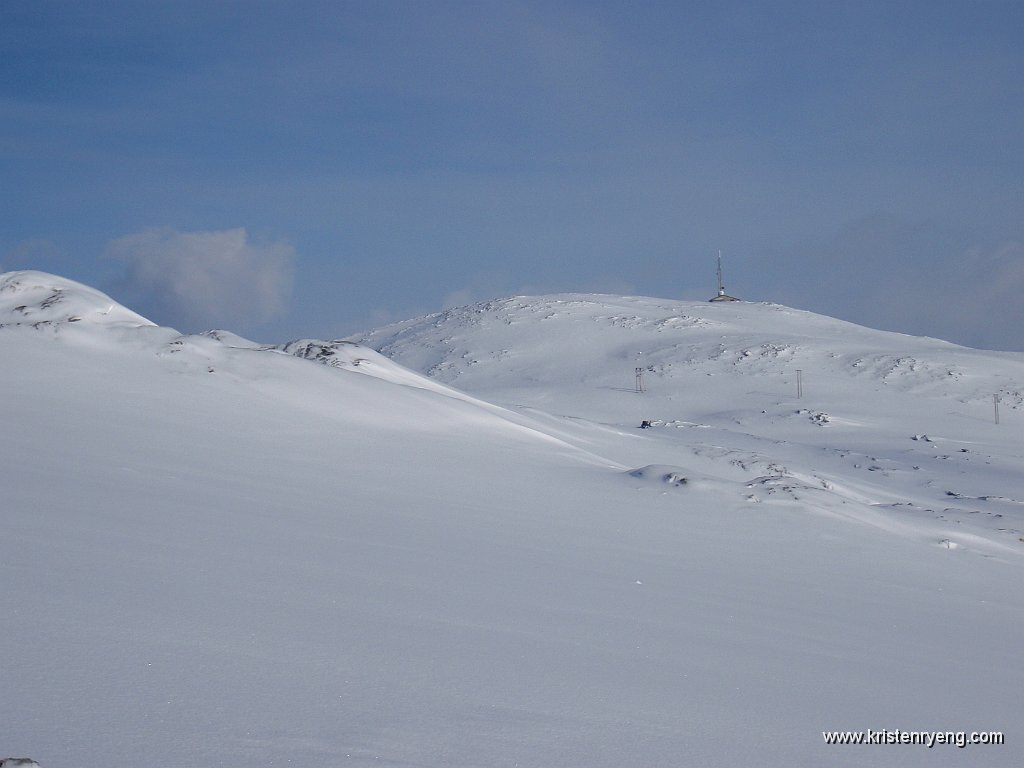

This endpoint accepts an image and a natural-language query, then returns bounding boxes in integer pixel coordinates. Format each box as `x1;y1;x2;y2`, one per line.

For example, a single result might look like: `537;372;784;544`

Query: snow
2;273;1022;767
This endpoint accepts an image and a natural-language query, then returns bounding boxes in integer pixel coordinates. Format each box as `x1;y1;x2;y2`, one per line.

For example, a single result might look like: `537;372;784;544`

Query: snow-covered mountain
356;294;1024;548
3;272;1022;767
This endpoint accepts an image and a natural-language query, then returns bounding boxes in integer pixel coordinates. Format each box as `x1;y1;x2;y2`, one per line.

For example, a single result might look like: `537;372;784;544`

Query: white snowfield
2;271;1022;767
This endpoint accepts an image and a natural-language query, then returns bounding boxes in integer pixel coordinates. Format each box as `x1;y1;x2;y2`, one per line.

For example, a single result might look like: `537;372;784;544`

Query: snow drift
2;273;1022;767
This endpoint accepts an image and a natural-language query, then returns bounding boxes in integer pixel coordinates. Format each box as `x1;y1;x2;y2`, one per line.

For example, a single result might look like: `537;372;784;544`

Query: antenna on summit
709;250;739;302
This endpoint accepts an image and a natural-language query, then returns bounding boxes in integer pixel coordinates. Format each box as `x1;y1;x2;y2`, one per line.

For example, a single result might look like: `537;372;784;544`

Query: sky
2;0;1023;350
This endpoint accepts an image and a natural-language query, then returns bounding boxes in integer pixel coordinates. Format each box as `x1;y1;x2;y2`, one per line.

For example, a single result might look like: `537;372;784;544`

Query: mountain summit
0;269;154;329
355;292;1022;417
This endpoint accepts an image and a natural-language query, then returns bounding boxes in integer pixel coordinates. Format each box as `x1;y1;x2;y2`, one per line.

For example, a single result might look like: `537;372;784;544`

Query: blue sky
3;0;1023;349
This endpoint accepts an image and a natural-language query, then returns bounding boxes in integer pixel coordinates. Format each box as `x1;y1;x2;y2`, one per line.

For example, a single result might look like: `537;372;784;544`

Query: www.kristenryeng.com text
823;729;1004;749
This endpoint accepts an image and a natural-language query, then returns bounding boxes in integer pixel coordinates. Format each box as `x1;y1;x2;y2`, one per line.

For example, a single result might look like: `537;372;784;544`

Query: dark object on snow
640;420;652;429
1;759;42;767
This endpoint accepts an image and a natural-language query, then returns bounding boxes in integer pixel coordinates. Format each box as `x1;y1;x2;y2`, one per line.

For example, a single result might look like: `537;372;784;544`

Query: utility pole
994;394;1000;425
635;367;645;393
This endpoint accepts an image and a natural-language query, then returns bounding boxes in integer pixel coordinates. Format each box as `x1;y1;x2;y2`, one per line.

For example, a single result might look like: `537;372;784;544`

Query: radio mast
709;250;739;302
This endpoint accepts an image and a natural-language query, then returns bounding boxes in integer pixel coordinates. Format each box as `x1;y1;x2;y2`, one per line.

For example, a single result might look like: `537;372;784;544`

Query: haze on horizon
2;0;1022;350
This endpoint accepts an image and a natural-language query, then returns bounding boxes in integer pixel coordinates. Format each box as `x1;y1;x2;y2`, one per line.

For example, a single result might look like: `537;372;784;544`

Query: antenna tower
708;250;739;302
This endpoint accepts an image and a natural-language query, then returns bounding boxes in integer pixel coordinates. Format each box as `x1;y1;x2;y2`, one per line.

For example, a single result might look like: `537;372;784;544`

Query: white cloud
107;227;294;332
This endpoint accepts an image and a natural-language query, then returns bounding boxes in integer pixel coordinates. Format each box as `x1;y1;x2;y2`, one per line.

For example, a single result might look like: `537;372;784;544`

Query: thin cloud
4;238;64;269
764;216;1024;351
442;289;477;310
946;241;1024;349
106;227;294;332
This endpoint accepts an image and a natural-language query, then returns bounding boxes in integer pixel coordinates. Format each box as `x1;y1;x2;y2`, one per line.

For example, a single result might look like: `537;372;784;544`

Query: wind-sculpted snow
3;275;1024;767
267;337;463;396
627;464;690;486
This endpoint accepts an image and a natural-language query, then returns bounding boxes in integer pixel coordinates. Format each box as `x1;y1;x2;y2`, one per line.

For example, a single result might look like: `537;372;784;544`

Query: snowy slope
356;294;1024;554
3;274;1023;768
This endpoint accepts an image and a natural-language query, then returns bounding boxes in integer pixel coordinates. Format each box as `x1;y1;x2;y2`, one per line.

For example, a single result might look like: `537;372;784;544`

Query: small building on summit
709;251;740;302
